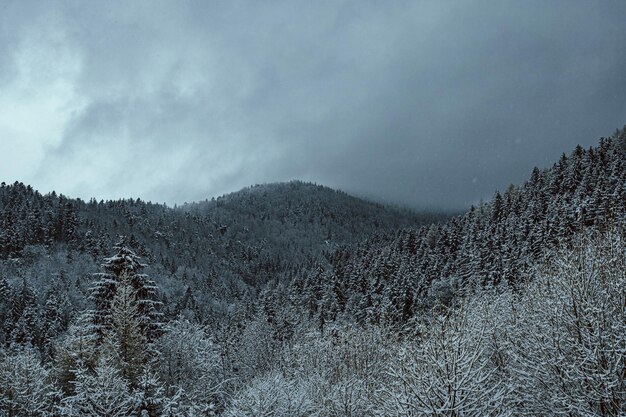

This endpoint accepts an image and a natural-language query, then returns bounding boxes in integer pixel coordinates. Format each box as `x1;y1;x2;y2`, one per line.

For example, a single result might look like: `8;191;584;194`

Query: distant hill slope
291;130;626;324
0;180;444;267
0;179;447;322
180;181;444;260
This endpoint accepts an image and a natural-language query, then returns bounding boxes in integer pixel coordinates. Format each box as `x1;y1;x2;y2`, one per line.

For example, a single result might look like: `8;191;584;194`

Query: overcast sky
1;1;625;210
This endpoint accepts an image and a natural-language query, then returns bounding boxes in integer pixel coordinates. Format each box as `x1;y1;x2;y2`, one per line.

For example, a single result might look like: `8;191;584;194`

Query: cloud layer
1;0;625;209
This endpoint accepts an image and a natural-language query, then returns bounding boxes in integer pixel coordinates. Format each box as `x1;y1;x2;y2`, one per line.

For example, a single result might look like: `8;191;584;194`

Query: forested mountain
0;180;439;267
0;129;624;415
0;180;445;343
292;133;626;325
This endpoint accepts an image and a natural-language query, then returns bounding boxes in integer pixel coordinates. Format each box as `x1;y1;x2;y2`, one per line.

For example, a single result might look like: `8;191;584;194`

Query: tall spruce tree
103;277;147;389
88;238;162;342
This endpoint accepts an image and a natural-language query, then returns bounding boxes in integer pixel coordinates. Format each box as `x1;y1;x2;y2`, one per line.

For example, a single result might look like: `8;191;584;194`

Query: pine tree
133;368;166;417
60;357;134;417
41;293;64;359
103;277;147;389
0;278;9;344
89;239;162;342
63;202;79;244
0;348;60;416
10;305;39;348
54;314;99;396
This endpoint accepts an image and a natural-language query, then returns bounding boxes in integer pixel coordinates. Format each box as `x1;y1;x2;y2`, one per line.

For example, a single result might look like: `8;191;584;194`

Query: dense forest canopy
0;129;624;415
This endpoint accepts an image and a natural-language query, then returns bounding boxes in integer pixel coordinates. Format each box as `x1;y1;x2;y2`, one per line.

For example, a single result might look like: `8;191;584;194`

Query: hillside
0;130;624;415
289;132;626;324
0;180;446;323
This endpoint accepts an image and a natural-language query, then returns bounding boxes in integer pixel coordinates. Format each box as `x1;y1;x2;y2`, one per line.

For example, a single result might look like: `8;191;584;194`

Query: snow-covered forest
0;130;625;415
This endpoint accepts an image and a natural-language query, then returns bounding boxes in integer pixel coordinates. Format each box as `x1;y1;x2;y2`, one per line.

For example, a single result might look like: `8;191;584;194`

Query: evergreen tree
133;368;166;417
103;277;147;389
41;293;64;359
89;240;162;342
10;305;38;348
0;278;9;345
0;348;60;416
60;357;133;417
54;315;99;396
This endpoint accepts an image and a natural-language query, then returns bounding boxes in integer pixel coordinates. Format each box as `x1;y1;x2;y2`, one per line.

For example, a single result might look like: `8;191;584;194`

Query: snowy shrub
378;299;509;416
224;371;314;417
156;317;221;408
505;232;626;416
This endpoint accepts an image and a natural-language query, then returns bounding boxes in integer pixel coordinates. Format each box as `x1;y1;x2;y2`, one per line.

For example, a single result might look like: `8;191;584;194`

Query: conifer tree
41;293;64;359
0;348;60;416
54;315;99;396
0;278;9;344
103;277;147;389
89;239;162;342
60;356;134;417
133;368;166;417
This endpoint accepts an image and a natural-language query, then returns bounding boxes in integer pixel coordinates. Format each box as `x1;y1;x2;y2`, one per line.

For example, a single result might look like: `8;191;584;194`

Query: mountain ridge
288;131;626;323
0;177;449;323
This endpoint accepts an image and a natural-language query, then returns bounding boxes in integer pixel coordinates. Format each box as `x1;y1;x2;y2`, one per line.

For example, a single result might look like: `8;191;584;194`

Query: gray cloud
1;0;625;209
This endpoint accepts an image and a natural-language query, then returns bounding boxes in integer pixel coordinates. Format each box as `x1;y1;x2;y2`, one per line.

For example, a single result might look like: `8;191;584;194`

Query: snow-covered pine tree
60;356;134;417
54;314;99;396
39;295;62;359
9;280;39;348
133;368;166;417
0;347;60;416
103;277;147;389
0;277;8;344
88;239;162;342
